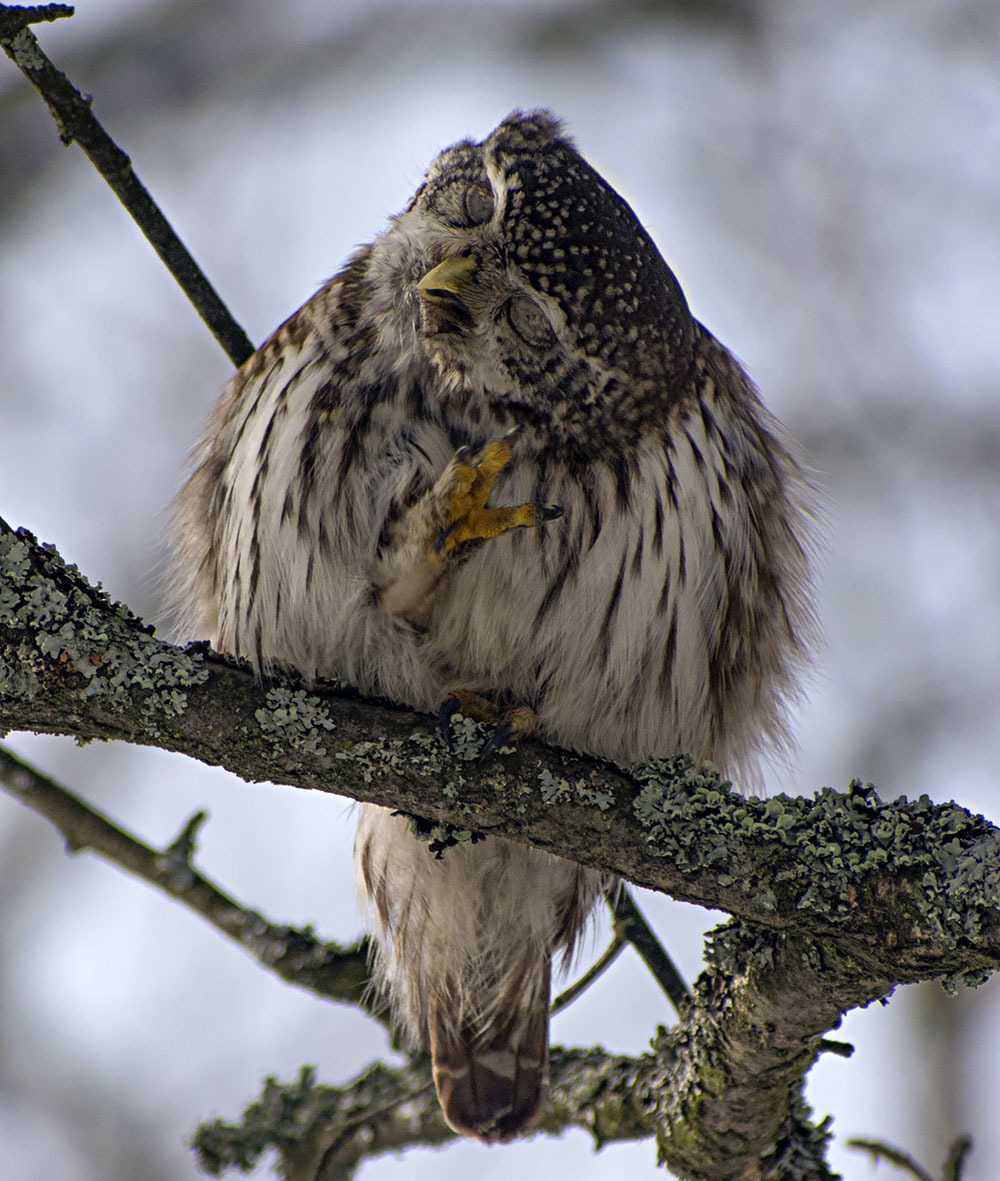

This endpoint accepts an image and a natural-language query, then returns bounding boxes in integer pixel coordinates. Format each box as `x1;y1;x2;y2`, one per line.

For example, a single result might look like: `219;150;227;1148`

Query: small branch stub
0;5;74;41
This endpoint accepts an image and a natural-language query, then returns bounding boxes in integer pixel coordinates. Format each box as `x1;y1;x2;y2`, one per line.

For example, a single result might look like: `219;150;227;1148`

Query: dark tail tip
436;1055;545;1144
431;1019;549;1143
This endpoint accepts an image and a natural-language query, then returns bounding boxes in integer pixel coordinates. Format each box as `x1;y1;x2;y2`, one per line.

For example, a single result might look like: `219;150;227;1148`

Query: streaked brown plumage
170;110;815;1142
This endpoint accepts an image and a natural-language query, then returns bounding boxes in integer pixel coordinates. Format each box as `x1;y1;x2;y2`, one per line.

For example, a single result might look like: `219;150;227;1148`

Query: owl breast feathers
171;109;815;1143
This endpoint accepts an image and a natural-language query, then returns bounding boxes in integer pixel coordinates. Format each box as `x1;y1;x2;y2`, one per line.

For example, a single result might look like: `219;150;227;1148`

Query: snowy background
1;1;999;1178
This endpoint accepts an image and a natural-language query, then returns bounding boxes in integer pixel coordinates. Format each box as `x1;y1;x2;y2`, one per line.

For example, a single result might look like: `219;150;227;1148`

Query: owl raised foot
432;435;562;559
378;433;562;625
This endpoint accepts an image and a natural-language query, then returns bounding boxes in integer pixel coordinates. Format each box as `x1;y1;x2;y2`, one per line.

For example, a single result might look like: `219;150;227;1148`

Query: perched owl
171;110;814;1143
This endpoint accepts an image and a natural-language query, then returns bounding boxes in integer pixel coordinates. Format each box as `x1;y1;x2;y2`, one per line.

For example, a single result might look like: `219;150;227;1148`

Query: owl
170;110;814;1143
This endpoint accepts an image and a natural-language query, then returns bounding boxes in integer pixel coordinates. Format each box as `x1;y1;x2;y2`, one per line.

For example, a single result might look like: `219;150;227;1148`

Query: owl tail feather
429;959;551;1144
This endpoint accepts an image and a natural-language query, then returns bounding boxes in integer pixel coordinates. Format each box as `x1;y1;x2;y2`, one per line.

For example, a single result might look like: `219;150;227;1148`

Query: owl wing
167;245;379;666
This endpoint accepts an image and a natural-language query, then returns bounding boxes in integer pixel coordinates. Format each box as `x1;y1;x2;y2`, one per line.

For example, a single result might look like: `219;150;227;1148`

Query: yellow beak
418;255;478;304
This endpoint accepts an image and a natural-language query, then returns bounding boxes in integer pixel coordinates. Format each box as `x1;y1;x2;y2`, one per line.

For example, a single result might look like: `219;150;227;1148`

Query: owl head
391;110;697;455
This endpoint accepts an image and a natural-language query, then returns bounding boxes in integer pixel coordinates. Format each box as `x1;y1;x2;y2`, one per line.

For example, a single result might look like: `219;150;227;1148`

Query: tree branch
2;517;997;971
0;4;255;366
191;1047;656;1180
0;3;71;38
610;884;691;1015
2;514;999;1178
550;925;627;1015
0;742;373;1014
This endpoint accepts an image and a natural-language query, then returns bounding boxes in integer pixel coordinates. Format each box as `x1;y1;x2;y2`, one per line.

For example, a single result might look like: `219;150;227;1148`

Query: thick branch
2;517;998;1178
0;4;255;366
2;518;997;973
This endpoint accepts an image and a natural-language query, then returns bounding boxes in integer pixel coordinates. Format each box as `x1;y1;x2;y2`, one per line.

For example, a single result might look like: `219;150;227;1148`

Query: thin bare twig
943;1136;975;1181
551;929;627;1015
609;885;691;1017
0;742;373;1015
551;887;690;1019
0;4;255;366
846;1137;940;1181
845;1136;975;1181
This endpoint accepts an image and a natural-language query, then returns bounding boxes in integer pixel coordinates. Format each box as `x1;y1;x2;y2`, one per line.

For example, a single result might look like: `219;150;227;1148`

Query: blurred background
1;1;998;1178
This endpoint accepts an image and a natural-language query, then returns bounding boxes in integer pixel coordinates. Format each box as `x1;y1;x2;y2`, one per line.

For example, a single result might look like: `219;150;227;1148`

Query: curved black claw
478;718;515;764
437;693;462;750
433;518;463;555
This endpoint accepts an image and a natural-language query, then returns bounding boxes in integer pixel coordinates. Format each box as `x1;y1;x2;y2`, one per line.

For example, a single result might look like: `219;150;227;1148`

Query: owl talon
430;438;561;561
437;691;535;759
479;706;536;762
437;693;463;749
478;722;513;763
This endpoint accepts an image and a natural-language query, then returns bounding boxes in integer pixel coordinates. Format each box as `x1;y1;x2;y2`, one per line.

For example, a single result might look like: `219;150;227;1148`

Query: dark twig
0;742;374;1016
0;4;255;367
551;928;627;1015
943;1136;974;1181
609;885;691;1017
846;1137;940;1181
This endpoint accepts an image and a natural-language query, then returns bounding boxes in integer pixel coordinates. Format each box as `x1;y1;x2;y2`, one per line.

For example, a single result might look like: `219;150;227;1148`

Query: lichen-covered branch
191;1047;655;1180
2;518;998;975
0;742;373;1014
2;515;999;1179
0;4;255;366
190;926;844;1181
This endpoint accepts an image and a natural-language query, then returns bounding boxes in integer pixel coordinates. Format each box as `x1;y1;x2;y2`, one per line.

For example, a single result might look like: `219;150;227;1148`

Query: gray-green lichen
6;28;47;70
443;711;495;760
538;767;614;811
332;715;494;821
334;710;504;786
331;712;617;828
254;687;336;757
0;524;208;728
335;728;453;784
633;756;1000;953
